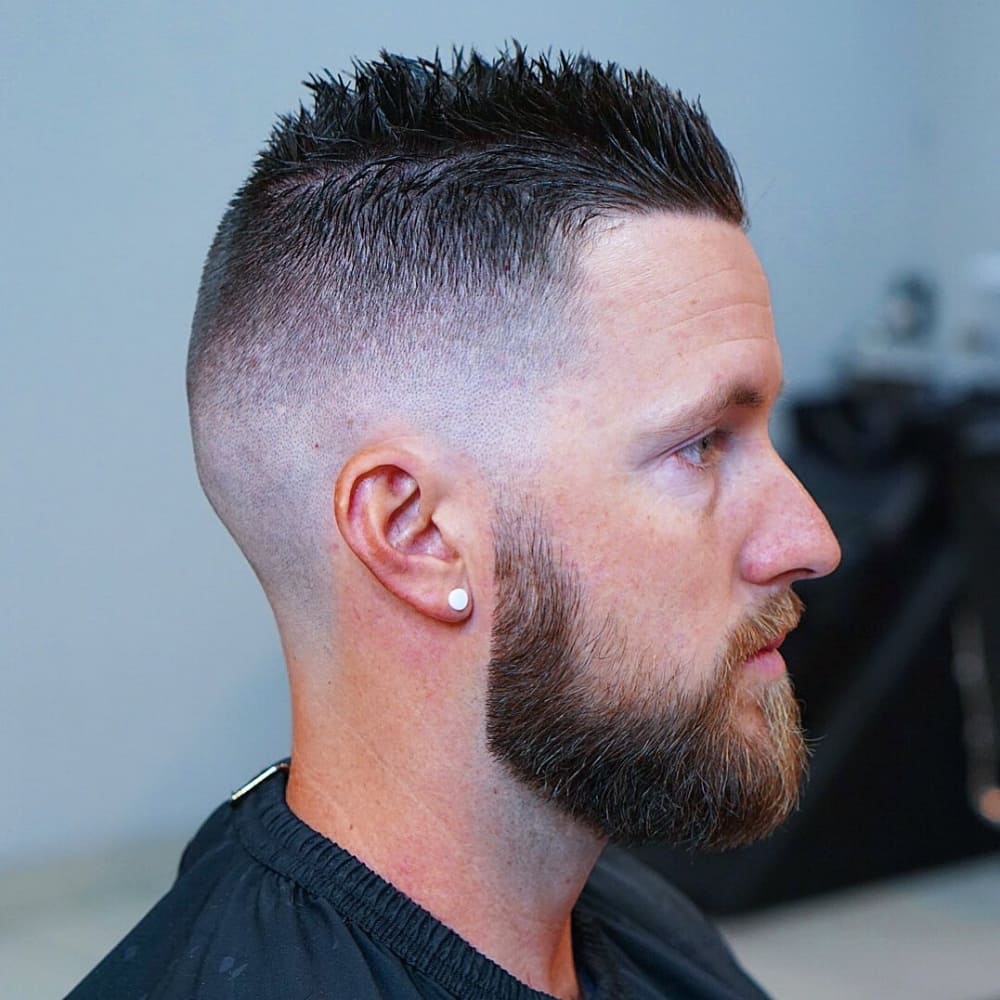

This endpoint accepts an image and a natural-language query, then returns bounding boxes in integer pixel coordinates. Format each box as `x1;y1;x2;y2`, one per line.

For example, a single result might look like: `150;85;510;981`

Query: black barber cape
68;766;769;999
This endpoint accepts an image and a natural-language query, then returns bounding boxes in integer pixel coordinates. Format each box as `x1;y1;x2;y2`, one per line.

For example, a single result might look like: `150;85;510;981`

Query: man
70;48;839;999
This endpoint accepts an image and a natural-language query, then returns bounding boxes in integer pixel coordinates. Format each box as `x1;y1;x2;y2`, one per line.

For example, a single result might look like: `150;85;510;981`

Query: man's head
187;48;744;628
188;48;839;849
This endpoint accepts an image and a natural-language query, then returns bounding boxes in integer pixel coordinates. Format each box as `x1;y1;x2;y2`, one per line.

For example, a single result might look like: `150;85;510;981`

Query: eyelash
674;429;730;471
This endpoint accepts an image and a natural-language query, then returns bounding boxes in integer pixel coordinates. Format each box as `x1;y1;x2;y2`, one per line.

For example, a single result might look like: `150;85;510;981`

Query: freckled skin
530;214;840;701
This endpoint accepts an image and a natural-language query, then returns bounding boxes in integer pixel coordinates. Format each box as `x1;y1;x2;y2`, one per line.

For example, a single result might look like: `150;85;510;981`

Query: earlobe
334;450;473;624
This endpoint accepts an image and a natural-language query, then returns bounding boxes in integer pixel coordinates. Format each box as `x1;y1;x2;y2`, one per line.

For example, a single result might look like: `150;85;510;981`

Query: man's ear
334;446;473;623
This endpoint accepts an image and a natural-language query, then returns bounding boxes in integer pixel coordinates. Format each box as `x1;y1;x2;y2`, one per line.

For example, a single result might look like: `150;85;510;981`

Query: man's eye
676;430;728;469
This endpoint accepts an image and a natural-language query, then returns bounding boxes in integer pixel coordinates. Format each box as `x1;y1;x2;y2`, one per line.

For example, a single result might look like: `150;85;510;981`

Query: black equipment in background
952;404;1000;827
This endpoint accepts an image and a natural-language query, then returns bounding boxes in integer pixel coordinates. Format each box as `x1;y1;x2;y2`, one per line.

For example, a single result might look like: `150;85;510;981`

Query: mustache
724;590;805;672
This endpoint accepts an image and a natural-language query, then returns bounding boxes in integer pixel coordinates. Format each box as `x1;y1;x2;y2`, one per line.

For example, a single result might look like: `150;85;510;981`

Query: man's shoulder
65;782;504;1000
64;796;373;1000
581;847;769;999
65;797;256;999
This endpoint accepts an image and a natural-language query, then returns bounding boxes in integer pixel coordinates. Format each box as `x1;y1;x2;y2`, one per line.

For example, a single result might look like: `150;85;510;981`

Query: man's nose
739;456;841;588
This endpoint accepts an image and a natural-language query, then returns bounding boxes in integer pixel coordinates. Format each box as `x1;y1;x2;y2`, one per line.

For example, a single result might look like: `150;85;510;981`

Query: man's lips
757;634;786;655
731;589;804;678
744;633;789;677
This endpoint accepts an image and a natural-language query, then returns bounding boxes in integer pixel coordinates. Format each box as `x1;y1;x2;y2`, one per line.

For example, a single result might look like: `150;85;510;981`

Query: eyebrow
632;379;779;456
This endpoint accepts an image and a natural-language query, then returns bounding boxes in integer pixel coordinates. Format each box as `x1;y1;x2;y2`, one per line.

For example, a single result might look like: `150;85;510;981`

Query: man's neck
285;702;605;1000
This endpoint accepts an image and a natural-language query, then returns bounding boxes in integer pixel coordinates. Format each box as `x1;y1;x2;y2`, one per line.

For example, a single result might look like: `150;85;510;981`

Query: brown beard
485;507;808;850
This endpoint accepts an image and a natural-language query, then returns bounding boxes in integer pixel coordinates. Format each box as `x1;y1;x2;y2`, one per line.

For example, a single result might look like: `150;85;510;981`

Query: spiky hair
258;47;743;220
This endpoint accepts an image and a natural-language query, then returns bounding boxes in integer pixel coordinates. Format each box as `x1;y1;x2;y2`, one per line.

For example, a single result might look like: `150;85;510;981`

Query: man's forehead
532;212;781;443
577;212;771;343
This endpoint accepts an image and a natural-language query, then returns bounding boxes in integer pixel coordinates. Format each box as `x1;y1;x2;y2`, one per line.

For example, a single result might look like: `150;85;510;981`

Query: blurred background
3;1;1000;997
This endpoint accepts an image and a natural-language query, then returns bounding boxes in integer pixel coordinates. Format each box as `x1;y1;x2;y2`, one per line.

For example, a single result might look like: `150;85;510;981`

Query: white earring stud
447;588;469;612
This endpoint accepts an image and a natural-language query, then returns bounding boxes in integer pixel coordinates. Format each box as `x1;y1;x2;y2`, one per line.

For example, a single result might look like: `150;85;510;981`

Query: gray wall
918;2;1000;339
3;0;994;868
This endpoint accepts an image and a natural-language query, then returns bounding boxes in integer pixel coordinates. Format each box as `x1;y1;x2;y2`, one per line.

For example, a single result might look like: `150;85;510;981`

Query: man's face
485;213;841;848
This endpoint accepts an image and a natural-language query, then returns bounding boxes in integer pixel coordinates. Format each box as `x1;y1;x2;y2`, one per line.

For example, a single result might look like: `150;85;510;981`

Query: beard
485;508;808;850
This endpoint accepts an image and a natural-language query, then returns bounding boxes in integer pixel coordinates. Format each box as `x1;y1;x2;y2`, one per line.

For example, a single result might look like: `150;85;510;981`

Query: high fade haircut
187;45;745;635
